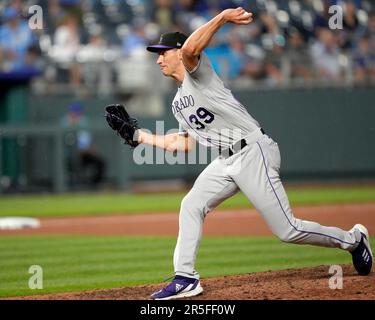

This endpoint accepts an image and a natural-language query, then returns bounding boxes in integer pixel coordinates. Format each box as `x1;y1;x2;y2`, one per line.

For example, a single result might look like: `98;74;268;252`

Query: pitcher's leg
231;137;361;251
174;158;239;279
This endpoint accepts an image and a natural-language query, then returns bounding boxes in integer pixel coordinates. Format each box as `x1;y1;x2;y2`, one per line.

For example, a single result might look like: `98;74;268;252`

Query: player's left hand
104;104;140;148
222;7;253;25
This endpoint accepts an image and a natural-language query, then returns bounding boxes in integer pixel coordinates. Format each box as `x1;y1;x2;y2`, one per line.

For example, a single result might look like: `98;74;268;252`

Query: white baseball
243;11;251;17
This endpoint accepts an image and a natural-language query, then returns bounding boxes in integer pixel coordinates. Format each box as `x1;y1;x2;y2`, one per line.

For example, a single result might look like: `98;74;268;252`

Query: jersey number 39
189;107;214;130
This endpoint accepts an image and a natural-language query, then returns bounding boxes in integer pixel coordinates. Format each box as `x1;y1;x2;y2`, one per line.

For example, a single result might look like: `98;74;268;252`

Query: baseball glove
105;104;140;148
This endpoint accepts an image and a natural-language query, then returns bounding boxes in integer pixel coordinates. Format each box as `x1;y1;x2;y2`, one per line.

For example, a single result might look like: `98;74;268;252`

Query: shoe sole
154;284;204;300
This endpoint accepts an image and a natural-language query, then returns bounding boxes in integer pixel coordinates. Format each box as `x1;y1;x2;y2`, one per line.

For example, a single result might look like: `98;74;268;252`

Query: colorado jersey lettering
173;54;260;148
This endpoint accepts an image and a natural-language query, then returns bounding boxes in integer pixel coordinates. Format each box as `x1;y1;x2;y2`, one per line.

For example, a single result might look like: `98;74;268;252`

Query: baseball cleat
350;224;373;276
150;275;203;300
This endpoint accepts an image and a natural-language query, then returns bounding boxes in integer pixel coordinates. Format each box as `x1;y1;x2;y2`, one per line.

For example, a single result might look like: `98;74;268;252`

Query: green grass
0;185;375;217
0;235;372;298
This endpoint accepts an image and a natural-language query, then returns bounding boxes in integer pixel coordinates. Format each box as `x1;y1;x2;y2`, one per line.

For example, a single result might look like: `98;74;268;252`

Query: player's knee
278;234;293;243
272;217;304;243
180;193;206;217
274;228;298;243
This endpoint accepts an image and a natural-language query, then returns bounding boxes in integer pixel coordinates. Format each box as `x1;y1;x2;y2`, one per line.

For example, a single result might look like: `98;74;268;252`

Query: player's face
156;49;181;77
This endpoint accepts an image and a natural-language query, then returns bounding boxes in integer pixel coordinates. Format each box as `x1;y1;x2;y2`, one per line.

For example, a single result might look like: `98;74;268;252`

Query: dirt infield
2;203;375;300
1;203;375;236
10;265;375;300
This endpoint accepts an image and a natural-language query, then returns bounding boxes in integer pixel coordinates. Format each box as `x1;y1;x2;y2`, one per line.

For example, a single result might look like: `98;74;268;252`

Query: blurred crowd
0;0;374;92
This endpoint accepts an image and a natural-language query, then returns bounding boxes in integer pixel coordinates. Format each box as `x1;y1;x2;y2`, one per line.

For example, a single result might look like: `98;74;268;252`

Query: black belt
220;128;265;158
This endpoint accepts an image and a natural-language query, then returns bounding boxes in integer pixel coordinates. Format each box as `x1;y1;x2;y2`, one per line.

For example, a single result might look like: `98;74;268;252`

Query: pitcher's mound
12;264;375;300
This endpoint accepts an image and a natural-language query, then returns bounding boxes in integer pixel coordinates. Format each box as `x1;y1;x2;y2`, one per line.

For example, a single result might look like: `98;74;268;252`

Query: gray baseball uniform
172;54;361;279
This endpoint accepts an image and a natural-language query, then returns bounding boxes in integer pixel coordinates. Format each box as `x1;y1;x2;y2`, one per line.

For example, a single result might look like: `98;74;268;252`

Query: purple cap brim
146;44;175;52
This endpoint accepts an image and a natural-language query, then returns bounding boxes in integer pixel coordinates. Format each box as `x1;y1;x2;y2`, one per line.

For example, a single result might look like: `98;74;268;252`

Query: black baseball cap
146;32;188;52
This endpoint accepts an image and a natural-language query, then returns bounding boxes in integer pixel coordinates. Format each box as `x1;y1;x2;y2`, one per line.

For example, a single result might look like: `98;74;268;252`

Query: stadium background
0;0;375;299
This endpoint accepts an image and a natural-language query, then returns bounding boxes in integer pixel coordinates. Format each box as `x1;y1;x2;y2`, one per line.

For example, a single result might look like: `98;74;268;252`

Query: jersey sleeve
178;123;188;136
185;53;215;86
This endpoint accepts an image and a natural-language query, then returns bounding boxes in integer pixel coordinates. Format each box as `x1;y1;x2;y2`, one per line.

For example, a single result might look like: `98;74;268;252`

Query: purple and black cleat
350;224;373;276
151;275;204;300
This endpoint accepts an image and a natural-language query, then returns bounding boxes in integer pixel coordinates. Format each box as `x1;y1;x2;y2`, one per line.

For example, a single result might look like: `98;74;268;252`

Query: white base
0;217;40;230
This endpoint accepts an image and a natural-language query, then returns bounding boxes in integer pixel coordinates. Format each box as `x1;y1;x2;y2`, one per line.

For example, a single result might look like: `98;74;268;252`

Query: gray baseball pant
173;134;361;279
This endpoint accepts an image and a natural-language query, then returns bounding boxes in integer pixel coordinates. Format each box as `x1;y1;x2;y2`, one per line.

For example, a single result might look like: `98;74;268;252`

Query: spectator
0;7;36;72
340;0;361;49
2;0;372;89
205;40;234;81
79;30;113;95
286;28;313;82
174;0;211;32
58;0;83;22
152;0;175;32
46;0;66;34
313;0;332;29
61;102;106;188
122;21;147;57
264;35;286;86
311;28;343;82
352;33;375;83
228;30;264;81
259;12;282;38
365;11;375;51
8;0;23;13
343;1;360;31
51;14;81;85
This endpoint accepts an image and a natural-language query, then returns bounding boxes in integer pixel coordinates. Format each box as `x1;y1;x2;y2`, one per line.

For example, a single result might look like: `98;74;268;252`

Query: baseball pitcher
105;7;372;300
